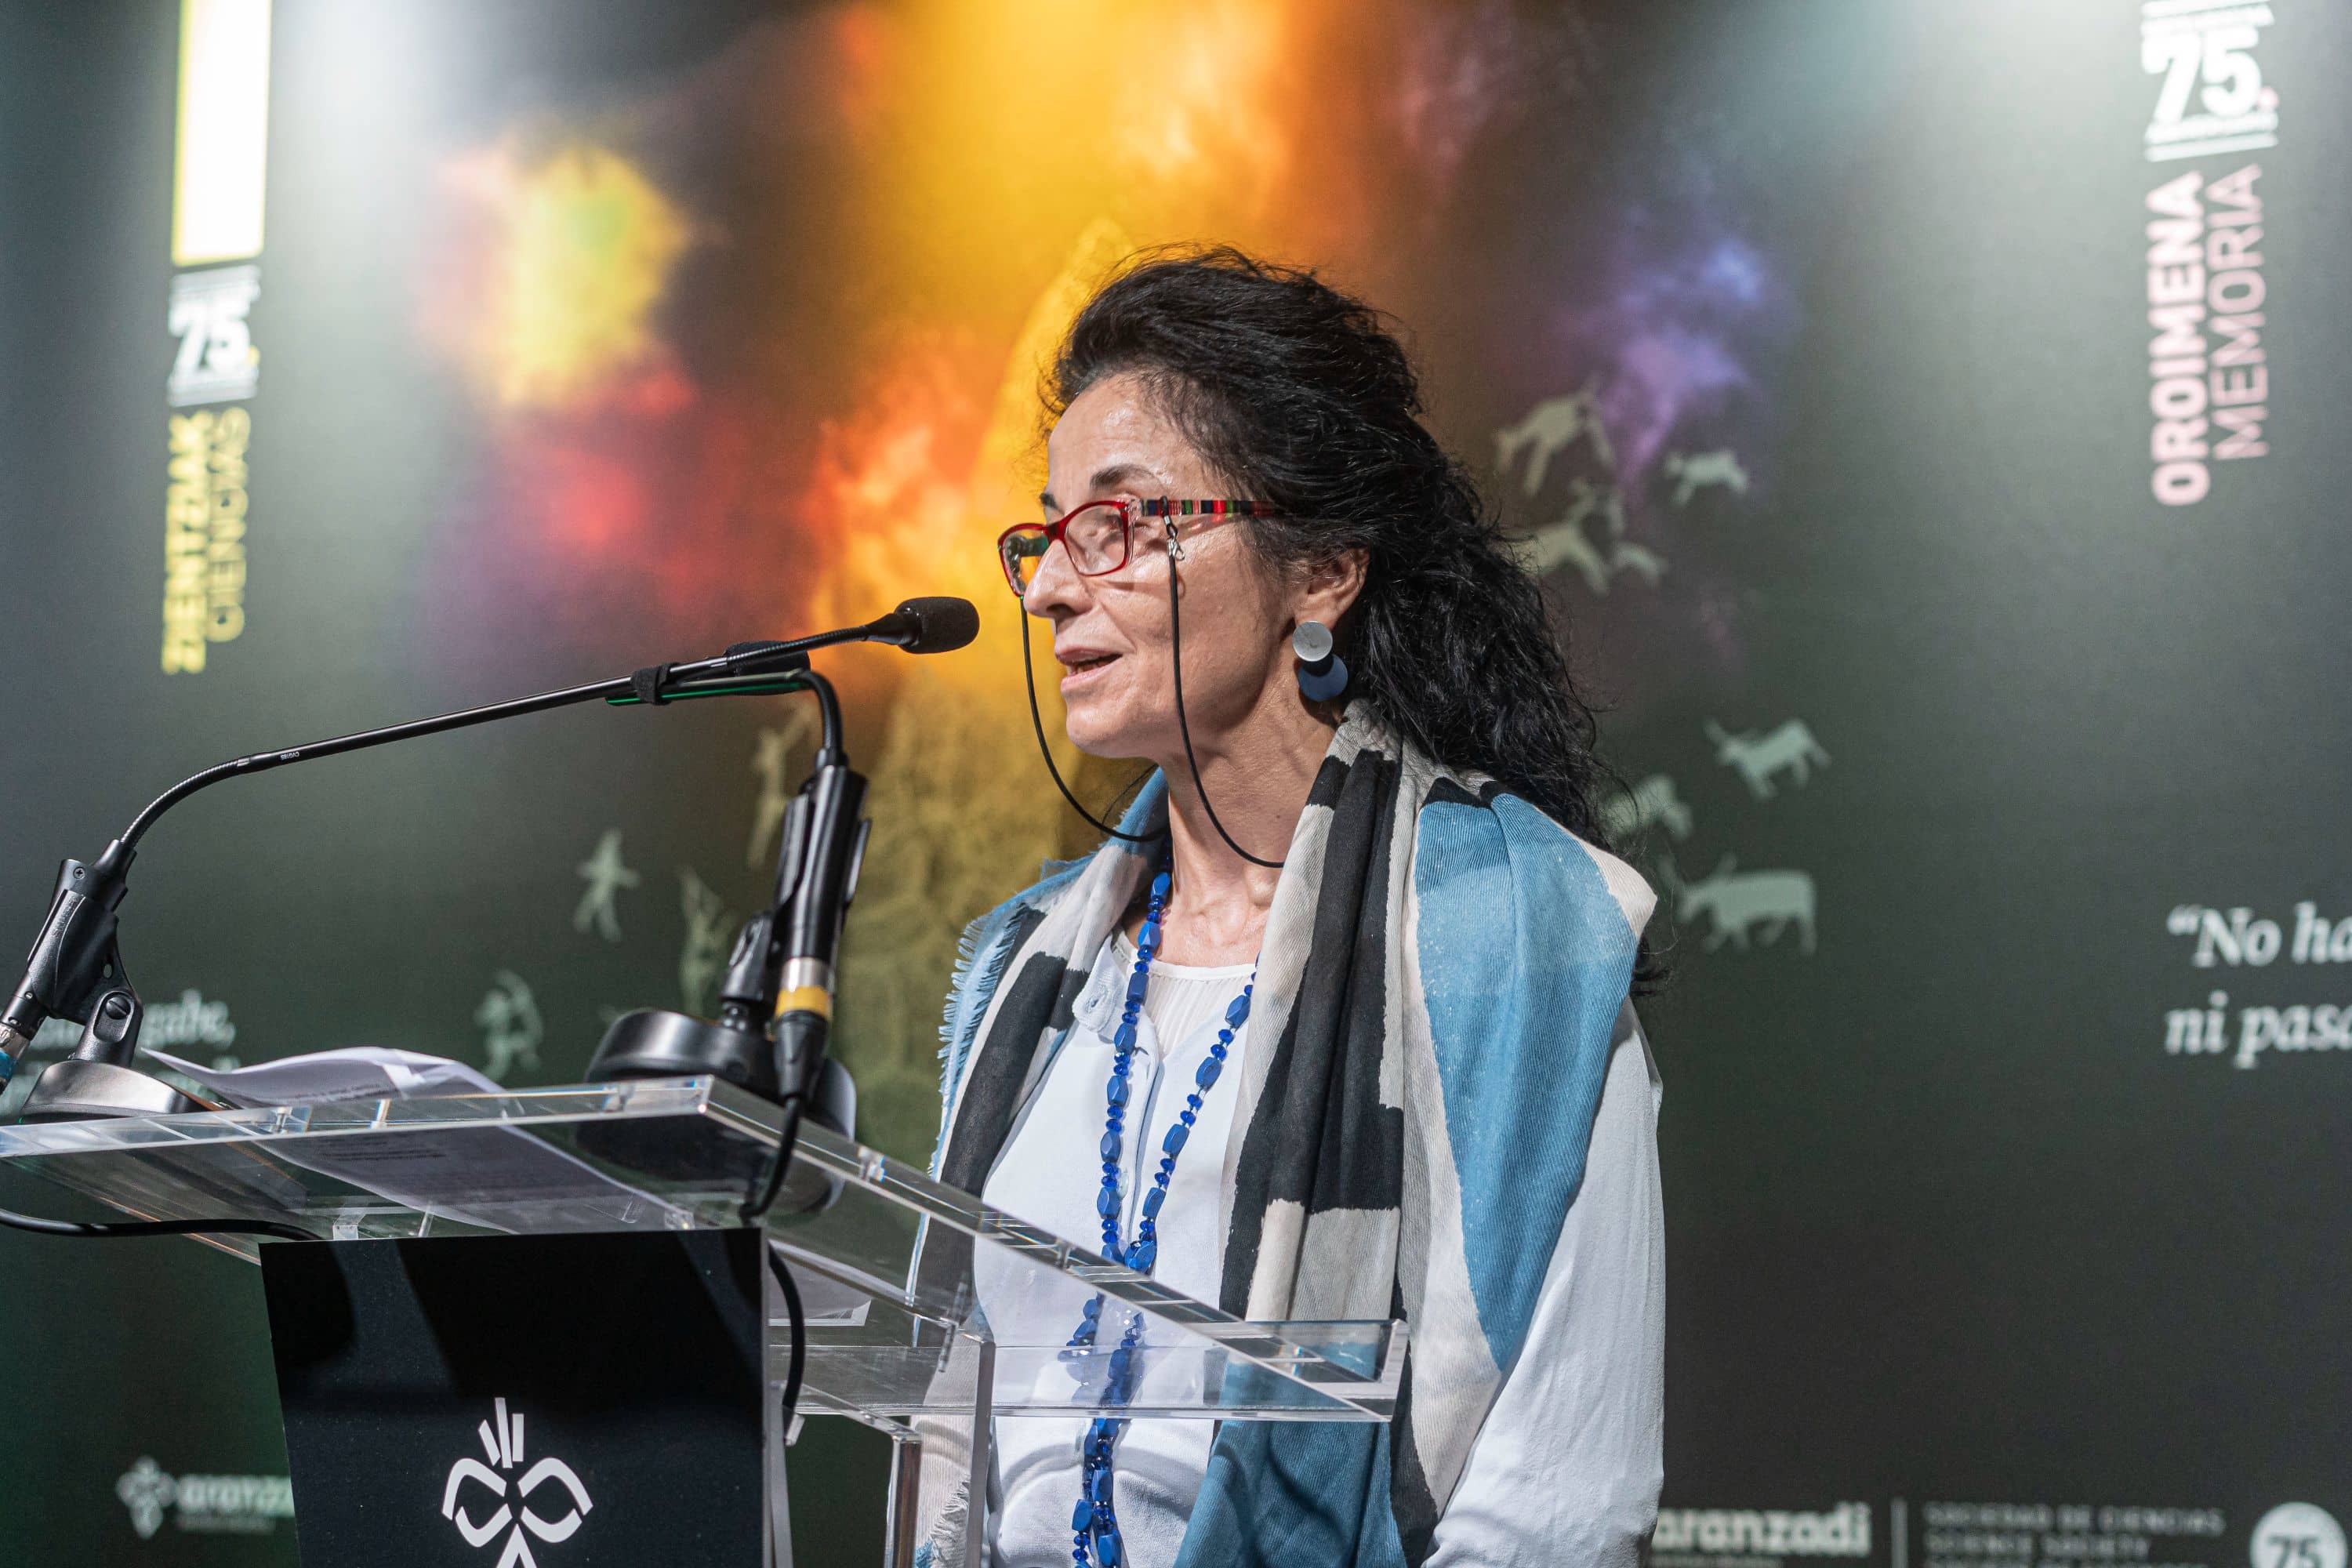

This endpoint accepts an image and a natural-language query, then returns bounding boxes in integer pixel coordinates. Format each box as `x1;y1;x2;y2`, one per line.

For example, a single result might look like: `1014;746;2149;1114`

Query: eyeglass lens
1003;501;1131;591
1062;503;1128;573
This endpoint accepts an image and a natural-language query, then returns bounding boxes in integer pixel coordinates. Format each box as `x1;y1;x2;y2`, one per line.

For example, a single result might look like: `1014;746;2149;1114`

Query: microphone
0;604;971;1117
585;662;870;1217
863;595;979;655
766;735;866;1106
722;595;978;667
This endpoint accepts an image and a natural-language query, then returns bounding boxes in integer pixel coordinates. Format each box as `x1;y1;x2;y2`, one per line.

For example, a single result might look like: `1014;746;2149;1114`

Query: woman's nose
1022;535;1087;614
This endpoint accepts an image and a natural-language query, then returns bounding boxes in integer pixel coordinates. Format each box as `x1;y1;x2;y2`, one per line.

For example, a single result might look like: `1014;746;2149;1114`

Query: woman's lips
1058;652;1119;691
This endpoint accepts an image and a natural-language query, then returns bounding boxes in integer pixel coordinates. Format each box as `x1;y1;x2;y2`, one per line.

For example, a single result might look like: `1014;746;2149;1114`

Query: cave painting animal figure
1494;376;1616;497
1663;448;1750;506
1704;718;1829;800
1519;478;1664;596
1676;855;1817;954
1599;774;1694;845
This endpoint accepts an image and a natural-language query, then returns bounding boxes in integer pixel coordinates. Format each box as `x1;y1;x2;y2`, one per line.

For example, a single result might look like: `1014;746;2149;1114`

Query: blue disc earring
1293;620;1349;702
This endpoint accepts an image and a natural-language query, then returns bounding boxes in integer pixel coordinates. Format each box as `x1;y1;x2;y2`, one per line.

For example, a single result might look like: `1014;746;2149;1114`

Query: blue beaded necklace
1064;857;1256;1568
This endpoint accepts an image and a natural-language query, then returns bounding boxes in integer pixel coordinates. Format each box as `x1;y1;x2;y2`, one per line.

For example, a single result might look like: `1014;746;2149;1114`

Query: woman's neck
1135;695;1336;967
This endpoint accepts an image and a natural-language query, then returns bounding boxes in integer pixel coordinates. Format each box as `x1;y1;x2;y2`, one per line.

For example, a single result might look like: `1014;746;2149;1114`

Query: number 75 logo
2250;1504;2346;1568
2142;24;2265;124
167;264;260;406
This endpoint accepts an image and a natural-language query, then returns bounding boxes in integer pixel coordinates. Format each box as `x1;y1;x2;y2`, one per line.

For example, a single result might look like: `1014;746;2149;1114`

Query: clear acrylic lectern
0;1076;1403;1566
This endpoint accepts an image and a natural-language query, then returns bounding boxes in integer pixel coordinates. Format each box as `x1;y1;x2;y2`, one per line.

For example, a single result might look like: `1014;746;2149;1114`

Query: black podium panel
262;1228;767;1568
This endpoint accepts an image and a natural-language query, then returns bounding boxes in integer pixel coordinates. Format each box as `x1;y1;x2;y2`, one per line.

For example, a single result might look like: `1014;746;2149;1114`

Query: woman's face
1025;371;1298;762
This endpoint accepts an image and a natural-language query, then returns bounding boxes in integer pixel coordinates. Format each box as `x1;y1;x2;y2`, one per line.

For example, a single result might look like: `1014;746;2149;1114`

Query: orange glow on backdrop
1107;4;1292;194
389;0;1760;1153
416;0;1524;660
793;339;993;654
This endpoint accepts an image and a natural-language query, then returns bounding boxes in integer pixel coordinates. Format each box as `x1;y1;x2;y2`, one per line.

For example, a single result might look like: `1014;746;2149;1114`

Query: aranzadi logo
114;1456;293;1538
441;1398;595;1567
1654;1501;1872;1563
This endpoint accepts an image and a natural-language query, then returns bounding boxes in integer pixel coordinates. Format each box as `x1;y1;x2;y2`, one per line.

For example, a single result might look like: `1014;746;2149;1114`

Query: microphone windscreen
890;596;979;655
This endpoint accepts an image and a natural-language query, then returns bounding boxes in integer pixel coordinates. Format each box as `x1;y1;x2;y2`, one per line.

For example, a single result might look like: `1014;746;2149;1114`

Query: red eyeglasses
996;497;1276;597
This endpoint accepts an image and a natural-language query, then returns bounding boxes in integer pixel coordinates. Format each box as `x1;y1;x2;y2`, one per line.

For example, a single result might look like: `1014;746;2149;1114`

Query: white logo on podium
441;1399;594;1568
117;1457;177;1539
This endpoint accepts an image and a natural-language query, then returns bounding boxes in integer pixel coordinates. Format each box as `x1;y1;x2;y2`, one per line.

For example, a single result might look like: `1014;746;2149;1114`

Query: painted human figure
678;867;735;1013
474;970;543;1082
572;828;641;941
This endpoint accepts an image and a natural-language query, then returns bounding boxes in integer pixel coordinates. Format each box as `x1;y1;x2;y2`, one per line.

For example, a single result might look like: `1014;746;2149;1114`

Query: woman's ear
1294;547;1370;632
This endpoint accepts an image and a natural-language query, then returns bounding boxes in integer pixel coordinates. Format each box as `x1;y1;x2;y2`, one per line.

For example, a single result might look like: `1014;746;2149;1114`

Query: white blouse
976;930;1664;1567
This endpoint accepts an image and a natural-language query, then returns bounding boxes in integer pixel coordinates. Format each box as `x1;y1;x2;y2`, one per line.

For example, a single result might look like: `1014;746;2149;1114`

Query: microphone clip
2;844;136;1087
18;987;201;1123
608;651;814;711
2;844;208;1120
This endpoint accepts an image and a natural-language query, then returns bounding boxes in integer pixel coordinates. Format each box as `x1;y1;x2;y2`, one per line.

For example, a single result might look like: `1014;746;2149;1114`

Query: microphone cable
0;1203;313;1243
1018;608;1163;844
739;1085;807;1226
764;1243;808;1434
1014;518;1285;866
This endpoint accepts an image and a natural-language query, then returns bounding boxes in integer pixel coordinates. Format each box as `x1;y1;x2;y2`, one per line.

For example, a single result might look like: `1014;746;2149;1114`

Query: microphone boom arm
0;599;962;1092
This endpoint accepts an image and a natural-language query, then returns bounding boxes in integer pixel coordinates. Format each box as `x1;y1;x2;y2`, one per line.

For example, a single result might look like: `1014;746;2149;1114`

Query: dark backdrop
2;2;2345;1564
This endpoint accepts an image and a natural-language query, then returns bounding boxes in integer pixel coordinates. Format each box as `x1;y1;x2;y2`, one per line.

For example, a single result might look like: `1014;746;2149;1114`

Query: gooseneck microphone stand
0;645;800;1120
587;664;867;1163
0;597;975;1134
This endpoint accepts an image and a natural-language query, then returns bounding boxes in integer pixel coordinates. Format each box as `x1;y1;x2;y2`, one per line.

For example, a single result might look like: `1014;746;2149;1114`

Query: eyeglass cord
1015;523;1285;869
1020;608;1163;845
1161;524;1285;869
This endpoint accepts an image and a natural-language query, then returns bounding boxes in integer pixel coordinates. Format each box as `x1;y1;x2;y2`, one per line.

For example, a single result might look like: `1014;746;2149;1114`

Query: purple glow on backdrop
1579;227;1786;488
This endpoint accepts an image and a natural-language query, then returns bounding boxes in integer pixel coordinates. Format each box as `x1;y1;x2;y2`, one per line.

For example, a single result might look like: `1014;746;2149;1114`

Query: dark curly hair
1048;244;1661;989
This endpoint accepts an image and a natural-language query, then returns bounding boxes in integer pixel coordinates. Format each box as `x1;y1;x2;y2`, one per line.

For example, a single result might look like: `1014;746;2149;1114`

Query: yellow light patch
481;146;692;411
172;0;272;267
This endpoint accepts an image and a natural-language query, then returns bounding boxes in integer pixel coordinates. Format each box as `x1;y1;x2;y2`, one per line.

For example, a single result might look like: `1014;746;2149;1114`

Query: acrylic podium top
0;1076;1402;1425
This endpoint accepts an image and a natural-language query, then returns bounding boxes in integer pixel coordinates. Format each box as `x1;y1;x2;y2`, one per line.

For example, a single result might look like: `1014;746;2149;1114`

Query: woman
930;247;1662;1568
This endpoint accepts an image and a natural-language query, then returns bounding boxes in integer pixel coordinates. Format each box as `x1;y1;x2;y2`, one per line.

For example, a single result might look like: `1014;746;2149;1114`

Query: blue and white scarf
931;708;1653;1565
